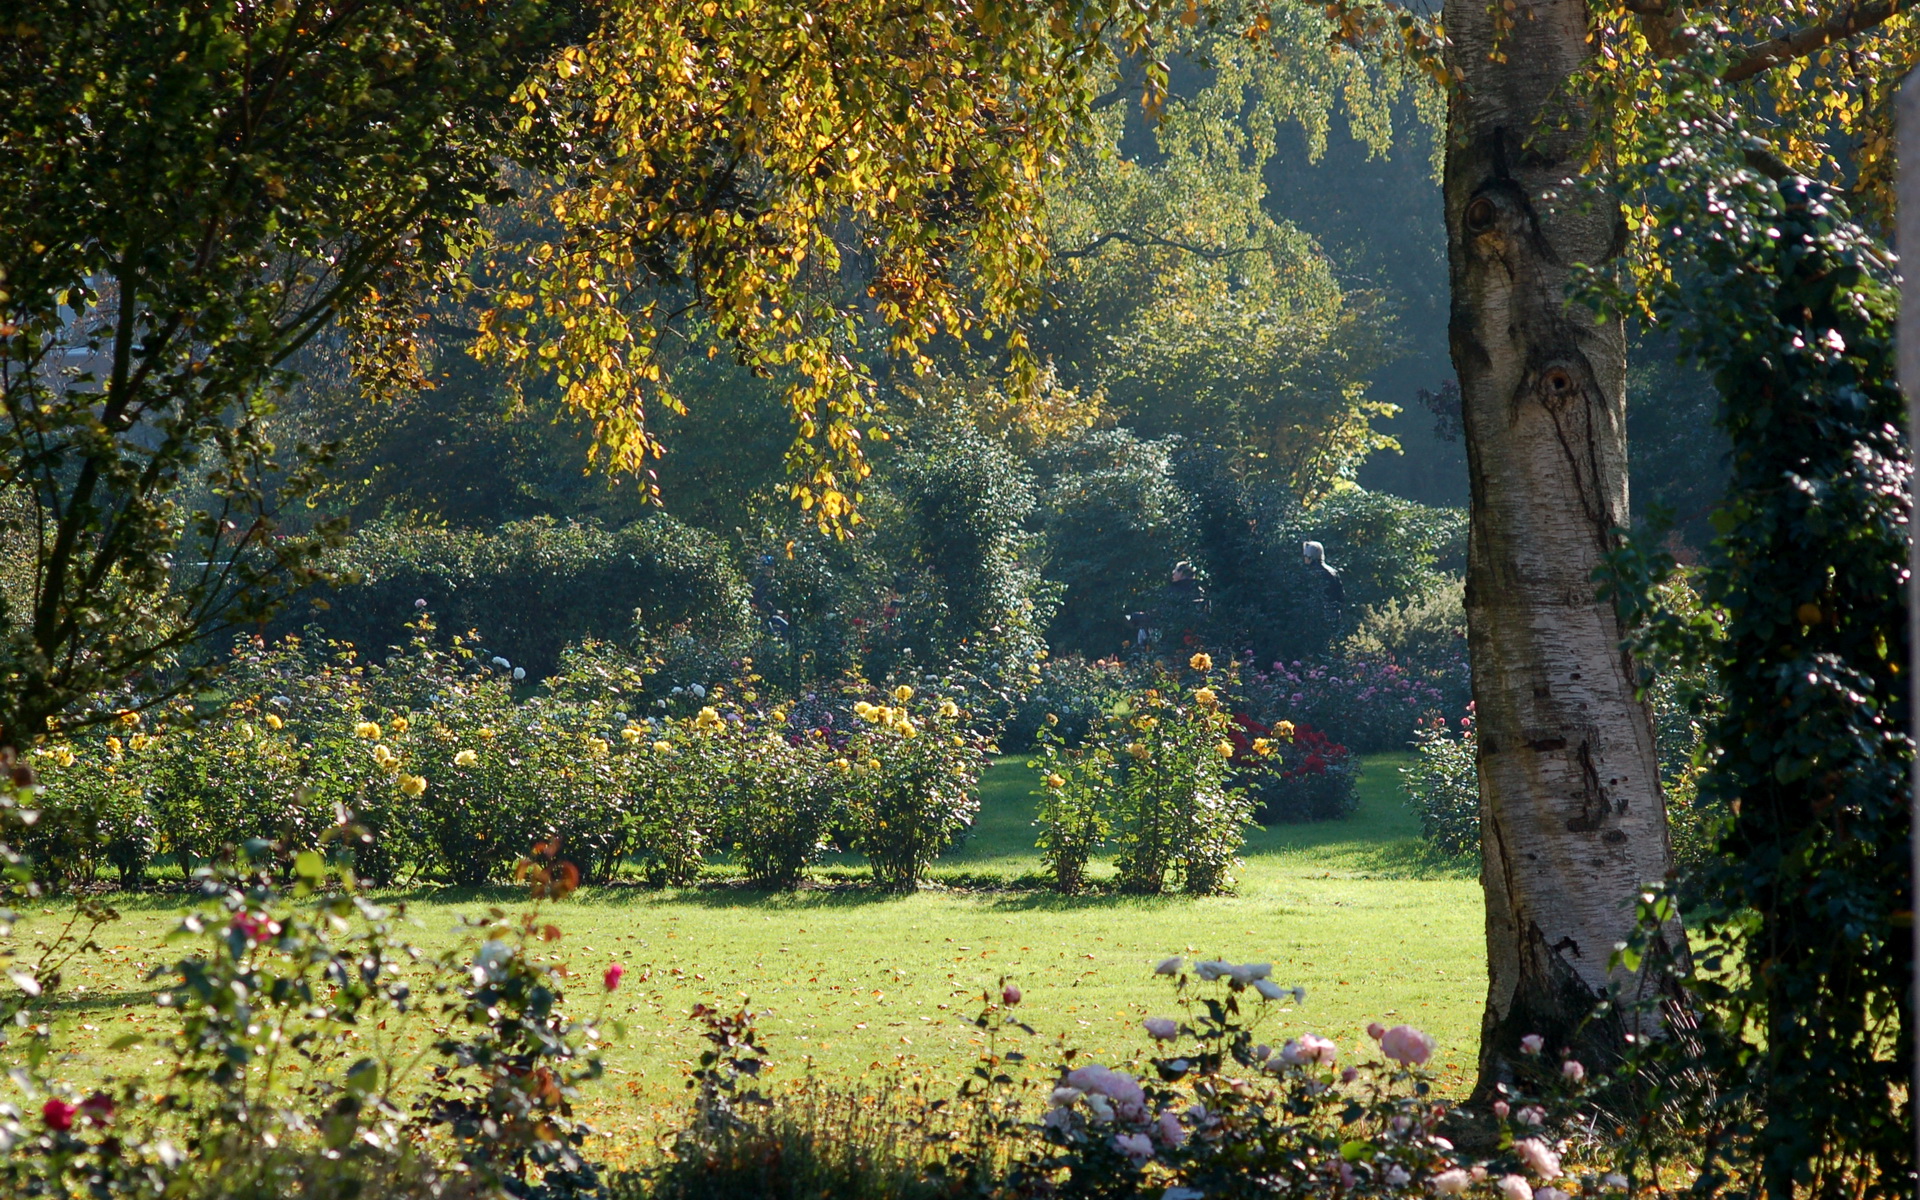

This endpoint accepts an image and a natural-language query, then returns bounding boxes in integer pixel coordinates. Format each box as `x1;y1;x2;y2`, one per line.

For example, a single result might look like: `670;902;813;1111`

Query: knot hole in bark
1537;363;1581;410
1465;195;1499;234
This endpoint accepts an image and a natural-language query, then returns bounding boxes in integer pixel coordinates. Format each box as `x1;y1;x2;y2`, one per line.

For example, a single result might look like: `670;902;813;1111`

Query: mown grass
15;753;1481;1153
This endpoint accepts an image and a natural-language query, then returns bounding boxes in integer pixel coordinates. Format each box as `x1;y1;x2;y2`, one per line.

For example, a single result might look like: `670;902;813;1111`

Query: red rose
42;1098;75;1131
604;963;625;992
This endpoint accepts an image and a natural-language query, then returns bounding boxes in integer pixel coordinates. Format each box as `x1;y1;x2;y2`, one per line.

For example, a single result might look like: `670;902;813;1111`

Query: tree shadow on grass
38;987;164;1015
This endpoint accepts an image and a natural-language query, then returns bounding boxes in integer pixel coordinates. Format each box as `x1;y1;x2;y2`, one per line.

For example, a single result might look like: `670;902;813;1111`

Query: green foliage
1343;579;1466;673
1004;655;1140;752
1033;5;1419;500
1036;430;1194;658
1401;721;1479;861
0;0;574;745
1081;664;1260;896
718;729;841;892
306;515;752;678
0;849;610;1200
843;689;991;892
1601;104;1912;1197
1028;721;1115;894
634;1084;953;1200
865;426;1054;712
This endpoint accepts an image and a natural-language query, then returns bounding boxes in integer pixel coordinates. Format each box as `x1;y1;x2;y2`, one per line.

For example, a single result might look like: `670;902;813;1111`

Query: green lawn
16;753;1482;1152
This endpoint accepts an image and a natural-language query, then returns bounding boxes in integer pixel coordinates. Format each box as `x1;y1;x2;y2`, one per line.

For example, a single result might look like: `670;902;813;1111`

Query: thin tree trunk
1443;0;1679;1095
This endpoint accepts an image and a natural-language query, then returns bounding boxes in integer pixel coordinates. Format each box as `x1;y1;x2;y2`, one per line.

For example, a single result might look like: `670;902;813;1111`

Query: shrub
1241;652;1459;754
1029;721;1114;894
1104;665;1258;895
0;849;610;1200
721;729;843;891
842;686;991;891
1403;716;1480;859
636;1083;954;1200
301;514;752;678
1003;655;1137;751
1239;719;1357;824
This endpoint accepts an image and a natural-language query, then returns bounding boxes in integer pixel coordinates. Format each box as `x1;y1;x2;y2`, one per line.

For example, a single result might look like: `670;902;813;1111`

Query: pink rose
1493;1099;1511;1119
1497;1175;1534;1200
1519;1033;1544;1055
1143;1017;1179;1041
1430;1168;1472;1195
1514;1137;1562;1179
1002;983;1022;1007
1157;1109;1187;1147
604;963;625;992
1111;1132;1155;1164
1561;1059;1586;1083
1367;1021;1387;1040
1380;1024;1436;1066
1340;1066;1359;1083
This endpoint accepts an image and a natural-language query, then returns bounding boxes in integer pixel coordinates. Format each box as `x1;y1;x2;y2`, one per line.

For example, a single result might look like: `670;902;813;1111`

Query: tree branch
1721;0;1907;84
1055;230;1264;260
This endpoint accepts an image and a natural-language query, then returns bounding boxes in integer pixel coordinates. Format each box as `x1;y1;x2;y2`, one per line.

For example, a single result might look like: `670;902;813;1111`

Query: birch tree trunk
1443;0;1679;1093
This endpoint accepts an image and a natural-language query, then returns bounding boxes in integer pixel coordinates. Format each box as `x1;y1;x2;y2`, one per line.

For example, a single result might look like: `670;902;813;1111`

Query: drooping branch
1721;0;1907;83
1054;229;1263;260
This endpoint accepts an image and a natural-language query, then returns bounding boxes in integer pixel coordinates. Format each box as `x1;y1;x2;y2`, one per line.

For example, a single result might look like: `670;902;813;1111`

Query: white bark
1443;0;1679;1091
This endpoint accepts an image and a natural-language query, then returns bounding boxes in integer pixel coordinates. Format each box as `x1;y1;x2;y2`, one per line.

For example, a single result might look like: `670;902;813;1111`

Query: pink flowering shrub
1242;651;1466;754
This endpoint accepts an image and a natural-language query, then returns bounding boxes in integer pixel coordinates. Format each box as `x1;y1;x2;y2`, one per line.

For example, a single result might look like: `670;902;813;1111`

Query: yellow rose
1274;720;1296;740
853;700;877;719
834;758;852;772
354;721;381;739
652;740;674;754
52;746;75;768
1045;773;1066;789
694;706;723;730
893;685;914;702
118;710;141;727
389;716;409;733
453;749;479;767
478;727;496;740
1128;742;1150;760
264;713;284;731
587;737;610;757
938;699;960;718
1193;687;1218;707
128;733;152;751
1190;652;1213;672
1252;738;1273;757
621;725;644;744
1216;740;1236;758
372;744;398;769
864;757;881;772
106;736;123;758
398;773;428;797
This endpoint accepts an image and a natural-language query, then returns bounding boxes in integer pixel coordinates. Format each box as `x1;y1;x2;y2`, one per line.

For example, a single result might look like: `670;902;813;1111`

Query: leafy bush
1238;719;1357;824
300;514;753;678
1242;652;1459;754
0;848;611;1200
1029;719;1113;894
842;686;991;891
1403;716;1480;859
1003;655;1138;751
1031;658;1267;896
720;728;843;891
